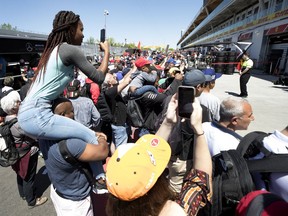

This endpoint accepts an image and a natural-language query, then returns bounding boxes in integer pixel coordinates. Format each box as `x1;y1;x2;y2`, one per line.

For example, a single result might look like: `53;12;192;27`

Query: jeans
138;127;150;137
111;124;128;148
18;98;103;177
131;85;158;98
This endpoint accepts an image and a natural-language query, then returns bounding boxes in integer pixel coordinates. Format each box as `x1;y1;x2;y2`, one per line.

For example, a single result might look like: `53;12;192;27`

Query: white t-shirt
202;122;242;156
263;130;288;201
198;92;221;121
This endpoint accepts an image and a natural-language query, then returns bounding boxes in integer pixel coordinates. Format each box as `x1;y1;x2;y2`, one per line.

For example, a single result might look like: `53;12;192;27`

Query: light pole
181;29;184;37
104;10;109;31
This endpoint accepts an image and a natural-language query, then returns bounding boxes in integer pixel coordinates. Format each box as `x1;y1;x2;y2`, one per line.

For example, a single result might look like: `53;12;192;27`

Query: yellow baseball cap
106;134;171;201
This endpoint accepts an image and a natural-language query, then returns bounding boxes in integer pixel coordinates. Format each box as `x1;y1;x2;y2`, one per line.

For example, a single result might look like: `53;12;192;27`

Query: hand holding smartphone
178;86;195;119
100;28;106;52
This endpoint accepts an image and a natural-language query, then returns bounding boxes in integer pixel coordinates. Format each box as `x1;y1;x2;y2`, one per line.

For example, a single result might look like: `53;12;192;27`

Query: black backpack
199;131;288;216
96;91;113;123
126;98;145;128
0;118;19;167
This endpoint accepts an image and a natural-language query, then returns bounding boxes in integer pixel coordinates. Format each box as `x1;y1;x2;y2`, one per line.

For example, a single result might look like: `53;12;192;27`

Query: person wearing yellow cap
105;95;212;215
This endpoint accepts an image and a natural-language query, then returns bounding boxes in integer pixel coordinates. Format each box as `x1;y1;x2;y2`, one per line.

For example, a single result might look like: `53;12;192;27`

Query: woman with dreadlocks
17;11;109;179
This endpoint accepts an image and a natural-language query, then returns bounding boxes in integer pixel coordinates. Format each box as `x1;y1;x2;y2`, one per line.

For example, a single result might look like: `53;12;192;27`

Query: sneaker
29;197;48;209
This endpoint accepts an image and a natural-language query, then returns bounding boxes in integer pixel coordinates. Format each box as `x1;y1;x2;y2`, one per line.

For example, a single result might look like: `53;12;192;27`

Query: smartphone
100;29;106;51
178;86;195;118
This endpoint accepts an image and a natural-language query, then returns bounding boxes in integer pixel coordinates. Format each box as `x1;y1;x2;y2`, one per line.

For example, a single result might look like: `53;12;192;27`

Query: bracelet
194;131;204;136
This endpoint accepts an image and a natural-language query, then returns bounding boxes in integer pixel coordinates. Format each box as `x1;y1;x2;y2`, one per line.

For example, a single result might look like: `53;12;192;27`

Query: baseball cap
106;134;171;201
168;67;181;76
183;69;208;87
135;58;151;68
202;68;222;81
154;65;164;71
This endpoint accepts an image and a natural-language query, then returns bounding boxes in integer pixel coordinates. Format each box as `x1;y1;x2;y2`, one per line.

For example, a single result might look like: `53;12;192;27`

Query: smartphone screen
178;86;195;118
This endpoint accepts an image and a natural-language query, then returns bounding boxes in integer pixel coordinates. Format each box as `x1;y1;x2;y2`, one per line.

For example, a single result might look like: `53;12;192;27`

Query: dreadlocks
35;11;80;80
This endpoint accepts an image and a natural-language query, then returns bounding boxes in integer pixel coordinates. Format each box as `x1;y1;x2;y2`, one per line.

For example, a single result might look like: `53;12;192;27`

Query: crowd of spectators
1;42;287;215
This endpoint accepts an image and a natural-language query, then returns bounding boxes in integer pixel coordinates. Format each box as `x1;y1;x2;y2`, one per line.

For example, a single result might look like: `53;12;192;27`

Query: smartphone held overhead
100;29;105;51
178;86;195;119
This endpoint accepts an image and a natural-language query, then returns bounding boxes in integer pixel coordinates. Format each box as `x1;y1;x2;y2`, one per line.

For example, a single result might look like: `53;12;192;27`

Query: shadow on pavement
251;70;278;83
272;85;288;92
34;165;51;197
225;91;240;97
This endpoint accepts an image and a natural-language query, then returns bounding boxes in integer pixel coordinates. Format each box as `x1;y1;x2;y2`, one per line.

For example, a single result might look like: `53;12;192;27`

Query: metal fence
81;43;127;57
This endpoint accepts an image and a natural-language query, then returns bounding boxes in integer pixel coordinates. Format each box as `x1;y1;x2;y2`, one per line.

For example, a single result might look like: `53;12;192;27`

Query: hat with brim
183;69;207;87
135;58;152;68
202;68;222;81
106;134;171;201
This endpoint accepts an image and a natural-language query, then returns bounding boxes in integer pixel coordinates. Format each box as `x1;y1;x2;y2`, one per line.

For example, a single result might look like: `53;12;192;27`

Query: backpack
235;190;288;216
126;98;145;128
96;91;113;123
199;131;288;216
0;118;19;167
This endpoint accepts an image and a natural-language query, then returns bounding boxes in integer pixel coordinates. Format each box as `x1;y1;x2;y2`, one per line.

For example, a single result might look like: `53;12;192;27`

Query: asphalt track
0;69;287;216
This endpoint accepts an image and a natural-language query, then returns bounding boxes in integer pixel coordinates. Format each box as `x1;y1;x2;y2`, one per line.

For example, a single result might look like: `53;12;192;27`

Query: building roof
0;29;48;41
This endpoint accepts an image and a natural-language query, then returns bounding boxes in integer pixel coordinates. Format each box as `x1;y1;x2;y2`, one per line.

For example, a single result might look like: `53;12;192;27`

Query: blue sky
1;0;203;49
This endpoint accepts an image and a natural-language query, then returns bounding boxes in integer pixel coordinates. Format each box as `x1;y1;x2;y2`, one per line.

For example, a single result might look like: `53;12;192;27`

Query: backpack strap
0;89;14;98
7;118;18;128
58;140;97;189
246;192;284;215
247;154;288;172
236;131;288;173
237;131;269;157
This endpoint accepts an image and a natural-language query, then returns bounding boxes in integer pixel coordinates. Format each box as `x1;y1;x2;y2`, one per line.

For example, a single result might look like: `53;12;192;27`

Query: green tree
0;23;17;30
126;43;137;49
86;36;96;44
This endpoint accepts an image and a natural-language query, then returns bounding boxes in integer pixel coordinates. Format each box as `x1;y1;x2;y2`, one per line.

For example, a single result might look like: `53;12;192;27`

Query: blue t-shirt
39;138;91;201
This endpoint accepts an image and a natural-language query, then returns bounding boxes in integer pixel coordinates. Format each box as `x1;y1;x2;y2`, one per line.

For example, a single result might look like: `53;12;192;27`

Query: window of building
247;10;252;17
254;7;259;14
275;0;283;12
